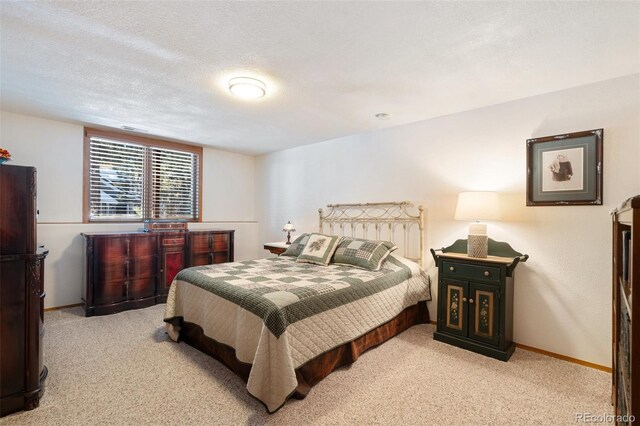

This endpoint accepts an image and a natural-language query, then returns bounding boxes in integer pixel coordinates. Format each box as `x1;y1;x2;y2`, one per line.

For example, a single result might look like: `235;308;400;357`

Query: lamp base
286;231;292;245
467;234;488;258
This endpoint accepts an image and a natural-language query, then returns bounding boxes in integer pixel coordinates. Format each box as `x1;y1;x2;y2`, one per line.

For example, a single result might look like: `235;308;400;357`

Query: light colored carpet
2;304;612;425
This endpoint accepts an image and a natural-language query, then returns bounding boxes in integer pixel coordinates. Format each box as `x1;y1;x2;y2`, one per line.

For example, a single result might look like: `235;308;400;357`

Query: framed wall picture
526;129;603;206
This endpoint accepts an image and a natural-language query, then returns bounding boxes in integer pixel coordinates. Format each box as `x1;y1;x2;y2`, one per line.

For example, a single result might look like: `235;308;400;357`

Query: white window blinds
87;136;200;221
150;147;199;219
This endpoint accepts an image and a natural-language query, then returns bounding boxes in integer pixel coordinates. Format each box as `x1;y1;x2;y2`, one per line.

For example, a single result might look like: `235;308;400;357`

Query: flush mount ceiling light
228;77;266;99
374;113;390;120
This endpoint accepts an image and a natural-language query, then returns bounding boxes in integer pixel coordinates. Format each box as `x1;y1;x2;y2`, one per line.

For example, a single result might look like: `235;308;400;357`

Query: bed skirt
176;300;430;411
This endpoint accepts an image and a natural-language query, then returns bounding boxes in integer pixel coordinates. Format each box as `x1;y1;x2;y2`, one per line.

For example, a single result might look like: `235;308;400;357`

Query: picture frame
526;129;603;206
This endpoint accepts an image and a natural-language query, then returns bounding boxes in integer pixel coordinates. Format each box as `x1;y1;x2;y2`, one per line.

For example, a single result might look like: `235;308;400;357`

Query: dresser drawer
442;261;500;282
189;232;229;253
189;233;211;254
213;234;229;251
162;236;185;247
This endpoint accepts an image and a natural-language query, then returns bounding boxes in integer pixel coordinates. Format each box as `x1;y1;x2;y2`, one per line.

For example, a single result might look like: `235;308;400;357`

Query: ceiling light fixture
228;77;266;99
375;113;390;120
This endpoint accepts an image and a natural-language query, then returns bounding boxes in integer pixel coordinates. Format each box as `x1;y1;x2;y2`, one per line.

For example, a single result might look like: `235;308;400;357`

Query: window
84;128;202;222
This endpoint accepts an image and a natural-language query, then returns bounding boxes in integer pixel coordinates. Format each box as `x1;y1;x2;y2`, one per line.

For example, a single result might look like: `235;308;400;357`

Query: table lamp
283;221;296;244
454;192;500;258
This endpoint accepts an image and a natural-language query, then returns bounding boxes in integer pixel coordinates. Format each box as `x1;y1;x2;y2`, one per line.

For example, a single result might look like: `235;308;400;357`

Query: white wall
255;74;640;367
0;111;261;308
3;74;638;365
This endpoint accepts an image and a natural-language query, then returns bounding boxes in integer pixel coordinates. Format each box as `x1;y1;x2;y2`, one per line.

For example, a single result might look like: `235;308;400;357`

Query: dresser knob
469;298;474;304
484;271;490;276
449;266;455;272
462;297;467;302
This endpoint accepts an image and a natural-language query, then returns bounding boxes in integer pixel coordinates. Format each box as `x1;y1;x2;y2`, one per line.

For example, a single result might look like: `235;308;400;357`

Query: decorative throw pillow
281;233;310;257
332;237;397;271
296;233;342;266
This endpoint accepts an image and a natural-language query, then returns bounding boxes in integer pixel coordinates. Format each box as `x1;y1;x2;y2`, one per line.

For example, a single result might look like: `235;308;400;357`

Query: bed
164;202;432;412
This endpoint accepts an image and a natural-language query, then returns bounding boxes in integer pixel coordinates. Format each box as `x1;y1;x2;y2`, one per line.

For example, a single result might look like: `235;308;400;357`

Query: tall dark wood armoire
0;164;48;417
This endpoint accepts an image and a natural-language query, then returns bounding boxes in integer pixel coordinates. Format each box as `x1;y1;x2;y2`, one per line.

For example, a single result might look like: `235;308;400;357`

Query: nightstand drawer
442;261;500;282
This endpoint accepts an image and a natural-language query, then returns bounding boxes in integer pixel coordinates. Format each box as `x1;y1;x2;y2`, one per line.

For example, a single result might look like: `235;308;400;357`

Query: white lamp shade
282;221;296;232
454;192;501;221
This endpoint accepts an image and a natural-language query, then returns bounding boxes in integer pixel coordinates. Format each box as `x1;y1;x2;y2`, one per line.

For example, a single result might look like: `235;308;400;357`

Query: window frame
83;127;203;223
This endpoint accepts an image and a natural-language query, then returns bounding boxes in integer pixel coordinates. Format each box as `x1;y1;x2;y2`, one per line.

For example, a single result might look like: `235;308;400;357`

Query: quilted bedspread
164;253;431;412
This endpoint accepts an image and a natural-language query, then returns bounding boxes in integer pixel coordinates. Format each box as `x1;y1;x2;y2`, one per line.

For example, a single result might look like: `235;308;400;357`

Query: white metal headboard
318;201;424;267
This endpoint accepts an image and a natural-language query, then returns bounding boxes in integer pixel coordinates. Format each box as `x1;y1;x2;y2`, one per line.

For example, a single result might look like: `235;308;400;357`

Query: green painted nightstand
430;239;528;361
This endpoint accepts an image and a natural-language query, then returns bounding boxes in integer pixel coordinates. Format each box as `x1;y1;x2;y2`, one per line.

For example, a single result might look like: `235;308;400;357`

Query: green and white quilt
164;253;431;412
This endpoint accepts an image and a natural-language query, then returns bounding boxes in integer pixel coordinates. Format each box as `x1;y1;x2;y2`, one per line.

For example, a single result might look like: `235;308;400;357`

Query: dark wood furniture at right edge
431;239;528;361
612;196;639;424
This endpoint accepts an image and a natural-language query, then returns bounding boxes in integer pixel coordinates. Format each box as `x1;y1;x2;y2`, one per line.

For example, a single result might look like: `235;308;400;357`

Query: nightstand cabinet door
468;282;500;347
441;279;468;337
439;279;501;347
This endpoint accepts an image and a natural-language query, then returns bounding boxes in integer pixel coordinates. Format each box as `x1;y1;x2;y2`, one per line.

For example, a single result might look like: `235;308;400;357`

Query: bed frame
319;201;425;267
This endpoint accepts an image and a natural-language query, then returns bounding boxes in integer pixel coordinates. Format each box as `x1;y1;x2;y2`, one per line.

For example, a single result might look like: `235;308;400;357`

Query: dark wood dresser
82;229;234;315
0;165;48;417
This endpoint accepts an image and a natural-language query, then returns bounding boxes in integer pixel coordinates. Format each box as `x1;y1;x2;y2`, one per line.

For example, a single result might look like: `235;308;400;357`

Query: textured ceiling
1;1;639;154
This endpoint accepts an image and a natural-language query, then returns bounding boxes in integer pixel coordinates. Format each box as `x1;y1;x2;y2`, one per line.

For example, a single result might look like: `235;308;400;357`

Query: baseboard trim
515;343;612;373
427;321;611;372
44;303;83;312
